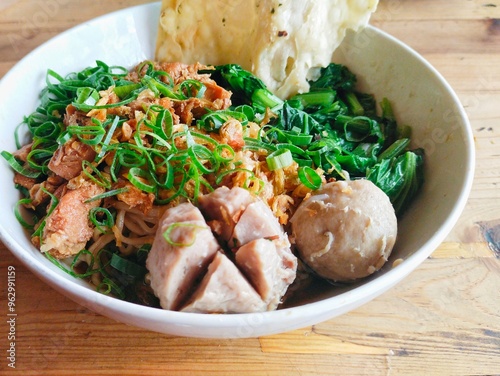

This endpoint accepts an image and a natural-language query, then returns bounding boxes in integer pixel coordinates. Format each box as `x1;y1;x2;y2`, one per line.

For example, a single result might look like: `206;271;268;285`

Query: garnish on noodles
2;60;423;307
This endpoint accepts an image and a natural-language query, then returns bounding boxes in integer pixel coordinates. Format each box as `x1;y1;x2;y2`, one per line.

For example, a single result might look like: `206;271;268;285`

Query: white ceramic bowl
0;3;474;338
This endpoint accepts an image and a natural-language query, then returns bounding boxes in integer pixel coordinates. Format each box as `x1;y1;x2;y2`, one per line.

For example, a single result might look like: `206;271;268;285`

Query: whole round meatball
291;179;397;282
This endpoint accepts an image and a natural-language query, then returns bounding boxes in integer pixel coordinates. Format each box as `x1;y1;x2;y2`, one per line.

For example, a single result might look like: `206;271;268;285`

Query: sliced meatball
235;238;297;310
291;179;398;282
198;186;256;243
181;251;267;313
230;200;283;248
148;186;298;313
146;202;220;311
40;181;104;259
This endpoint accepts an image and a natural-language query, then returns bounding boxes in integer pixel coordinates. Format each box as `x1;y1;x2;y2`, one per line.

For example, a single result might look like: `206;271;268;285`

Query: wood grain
1;0;500;375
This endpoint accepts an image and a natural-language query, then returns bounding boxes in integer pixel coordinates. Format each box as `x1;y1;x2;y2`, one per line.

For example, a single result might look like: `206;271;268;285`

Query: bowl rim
0;2;475;337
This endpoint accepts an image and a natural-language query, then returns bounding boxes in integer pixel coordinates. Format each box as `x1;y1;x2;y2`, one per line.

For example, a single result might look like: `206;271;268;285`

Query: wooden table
0;1;499;375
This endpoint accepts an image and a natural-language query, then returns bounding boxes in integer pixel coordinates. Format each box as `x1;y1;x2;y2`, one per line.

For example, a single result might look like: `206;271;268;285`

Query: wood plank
430;242;495;258
0;0;499;375
0;0;157;65
371;19;500;55
374;0;500;21
1;245;499;375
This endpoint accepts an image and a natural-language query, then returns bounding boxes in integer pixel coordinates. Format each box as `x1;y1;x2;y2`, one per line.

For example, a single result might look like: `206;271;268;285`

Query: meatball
290;179;397;282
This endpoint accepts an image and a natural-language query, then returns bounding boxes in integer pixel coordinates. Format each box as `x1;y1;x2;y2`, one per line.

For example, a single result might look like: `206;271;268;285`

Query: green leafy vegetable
209;62;424;215
206;64;283;113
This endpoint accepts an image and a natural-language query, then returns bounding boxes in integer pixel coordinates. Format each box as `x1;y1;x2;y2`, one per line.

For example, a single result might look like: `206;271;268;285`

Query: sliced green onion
14;122;28;150
155;107;174;140
323;153;348;179
234;104;255;121
89;207;115;233
45;252;98;279
151;156;174;189
14;198;37;230
82;160;112;189
43;187;59;216
56;130;73;146
163;222;206;247
34;188;59;248
84;187;129;203
117;148;146;168
178;79;206;98
141;75;181;99
197;110;248;131
242;138;277;153
136;244;152;264
114;83;141;99
69;249;101;278
1;151;41;178
110;253;147;278
188;144;217;174
32;121;62;140
214;143;235;163
138;130;172;150
74;87;100;107
128;167;156;193
154;168;189;205
190;131;220;147
97;277;125;299
97;116;120;159
186;163;201;202
243;175;265;194
275;143;309;158
298;166;322;190
266;148;293;171
26;147;55;175
66;125;105;146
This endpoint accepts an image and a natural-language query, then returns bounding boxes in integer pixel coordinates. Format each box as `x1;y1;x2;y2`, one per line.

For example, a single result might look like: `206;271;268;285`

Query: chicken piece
128;61;231;125
158;62;231;124
48;139;96;180
114;181;155;215
181;251;267;313
146;202;221;310
172;96;230;125
13;173;37;190
291;179;397;282
12;142;33;162
12;143;37;189
127;89;157;113
28;175;66;208
235;238;297;310
63;104;93;127
40;181;104;259
157;61;208;85
230;200;283;248
198;186;256;243
203;81;232;104
219;119;245;150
